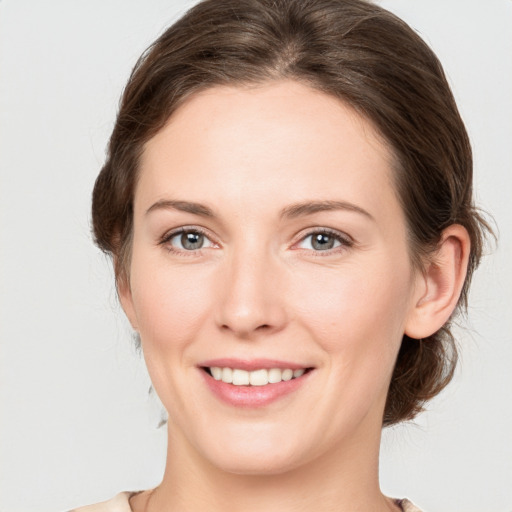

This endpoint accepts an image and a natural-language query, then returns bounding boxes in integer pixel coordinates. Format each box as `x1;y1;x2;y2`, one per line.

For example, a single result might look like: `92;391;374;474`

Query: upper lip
199;358;312;371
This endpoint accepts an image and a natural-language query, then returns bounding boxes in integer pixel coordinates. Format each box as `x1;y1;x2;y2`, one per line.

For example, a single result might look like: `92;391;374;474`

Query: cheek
127;254;218;413
291;260;413;363
289;261;415;435
129;254;215;352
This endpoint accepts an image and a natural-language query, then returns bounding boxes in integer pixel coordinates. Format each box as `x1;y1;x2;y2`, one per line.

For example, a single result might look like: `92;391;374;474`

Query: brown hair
92;0;490;425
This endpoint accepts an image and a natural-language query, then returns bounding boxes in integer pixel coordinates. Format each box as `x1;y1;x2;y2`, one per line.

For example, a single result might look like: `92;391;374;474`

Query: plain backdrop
0;1;511;511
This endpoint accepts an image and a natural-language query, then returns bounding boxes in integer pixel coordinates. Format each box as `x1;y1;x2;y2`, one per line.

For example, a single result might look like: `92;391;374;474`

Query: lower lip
200;369;312;408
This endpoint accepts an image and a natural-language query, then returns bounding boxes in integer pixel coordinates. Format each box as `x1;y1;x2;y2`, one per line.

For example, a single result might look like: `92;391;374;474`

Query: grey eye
181;231;204;250
311;233;337;250
297;231;344;251
169;230;213;250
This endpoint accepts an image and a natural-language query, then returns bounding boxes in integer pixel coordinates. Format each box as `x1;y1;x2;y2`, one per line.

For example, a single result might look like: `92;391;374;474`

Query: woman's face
121;81;423;474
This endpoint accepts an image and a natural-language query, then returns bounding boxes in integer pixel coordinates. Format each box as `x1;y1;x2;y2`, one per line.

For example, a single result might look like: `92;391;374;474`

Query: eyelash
294;228;354;256
159;226;215;257
158;227;353;256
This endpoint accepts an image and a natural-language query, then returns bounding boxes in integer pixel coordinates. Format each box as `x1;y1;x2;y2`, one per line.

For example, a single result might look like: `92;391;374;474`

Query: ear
116;267;139;332
405;224;471;339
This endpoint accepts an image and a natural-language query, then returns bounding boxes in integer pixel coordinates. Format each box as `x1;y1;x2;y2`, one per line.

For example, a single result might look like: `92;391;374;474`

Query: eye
164;228;215;251
296;230;351;252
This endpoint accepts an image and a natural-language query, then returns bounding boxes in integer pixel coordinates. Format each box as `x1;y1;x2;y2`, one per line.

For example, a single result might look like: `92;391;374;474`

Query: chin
196;428;314;476
210;450;304;476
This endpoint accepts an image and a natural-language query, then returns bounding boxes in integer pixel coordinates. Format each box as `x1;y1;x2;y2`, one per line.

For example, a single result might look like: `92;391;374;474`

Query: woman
74;0;489;510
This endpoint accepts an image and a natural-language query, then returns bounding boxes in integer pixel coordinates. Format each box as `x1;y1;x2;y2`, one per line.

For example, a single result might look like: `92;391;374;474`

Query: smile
200;362;314;408
206;367;307;386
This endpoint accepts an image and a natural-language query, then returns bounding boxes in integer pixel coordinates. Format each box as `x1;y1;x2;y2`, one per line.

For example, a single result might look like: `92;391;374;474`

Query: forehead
137;80;401;226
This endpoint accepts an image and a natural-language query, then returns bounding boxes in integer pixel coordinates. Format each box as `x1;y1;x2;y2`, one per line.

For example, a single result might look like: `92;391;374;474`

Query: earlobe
405;224;471;340
117;271;139;332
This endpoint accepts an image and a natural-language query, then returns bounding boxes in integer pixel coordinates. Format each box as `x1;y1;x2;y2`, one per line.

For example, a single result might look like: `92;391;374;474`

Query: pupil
312;233;334;250
181;232;203;250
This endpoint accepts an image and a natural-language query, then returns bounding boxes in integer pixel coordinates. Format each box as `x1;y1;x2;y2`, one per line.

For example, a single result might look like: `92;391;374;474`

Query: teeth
268;368;282;383
249;369;268;386
209;367;307;386
282;369;293;381
221;367;233;383
211;367;222;380
232;369;250;385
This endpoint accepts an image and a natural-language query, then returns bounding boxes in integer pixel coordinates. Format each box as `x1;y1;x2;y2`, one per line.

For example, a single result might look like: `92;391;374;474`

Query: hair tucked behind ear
92;0;492;425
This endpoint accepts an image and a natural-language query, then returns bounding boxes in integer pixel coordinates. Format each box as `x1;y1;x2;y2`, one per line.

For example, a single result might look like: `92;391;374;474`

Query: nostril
220;323;273;334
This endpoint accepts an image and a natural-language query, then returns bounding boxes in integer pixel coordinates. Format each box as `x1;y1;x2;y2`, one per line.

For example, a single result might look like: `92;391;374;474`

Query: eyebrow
146;199;215;217
280;200;375;221
145;198;374;221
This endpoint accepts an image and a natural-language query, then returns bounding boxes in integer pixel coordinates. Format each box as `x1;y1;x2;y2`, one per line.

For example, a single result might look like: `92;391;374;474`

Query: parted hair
92;0;490;425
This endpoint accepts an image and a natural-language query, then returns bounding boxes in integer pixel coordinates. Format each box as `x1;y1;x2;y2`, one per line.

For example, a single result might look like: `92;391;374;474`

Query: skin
121;81;469;512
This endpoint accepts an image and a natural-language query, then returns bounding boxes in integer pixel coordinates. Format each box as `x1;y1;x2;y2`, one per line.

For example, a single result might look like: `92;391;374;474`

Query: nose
215;247;288;339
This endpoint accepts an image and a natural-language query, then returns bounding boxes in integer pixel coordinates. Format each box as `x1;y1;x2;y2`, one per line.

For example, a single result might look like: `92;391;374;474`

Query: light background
0;1;511;511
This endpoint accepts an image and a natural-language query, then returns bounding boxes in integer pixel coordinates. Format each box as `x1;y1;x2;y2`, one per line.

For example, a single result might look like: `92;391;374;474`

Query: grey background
0;1;511;511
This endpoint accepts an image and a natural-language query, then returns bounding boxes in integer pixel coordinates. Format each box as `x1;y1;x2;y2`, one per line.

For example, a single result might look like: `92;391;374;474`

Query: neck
140;413;397;512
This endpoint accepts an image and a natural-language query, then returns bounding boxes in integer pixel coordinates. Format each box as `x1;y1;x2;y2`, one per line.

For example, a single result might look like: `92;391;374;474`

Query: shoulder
68;493;423;512
395;498;424;512
68;492;135;512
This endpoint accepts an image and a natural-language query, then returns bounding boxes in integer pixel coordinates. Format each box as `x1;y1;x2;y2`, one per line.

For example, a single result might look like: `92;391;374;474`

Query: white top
69;491;424;511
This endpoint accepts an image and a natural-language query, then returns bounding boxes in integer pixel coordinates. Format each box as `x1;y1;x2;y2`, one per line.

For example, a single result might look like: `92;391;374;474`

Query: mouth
202;366;313;386
198;361;314;407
